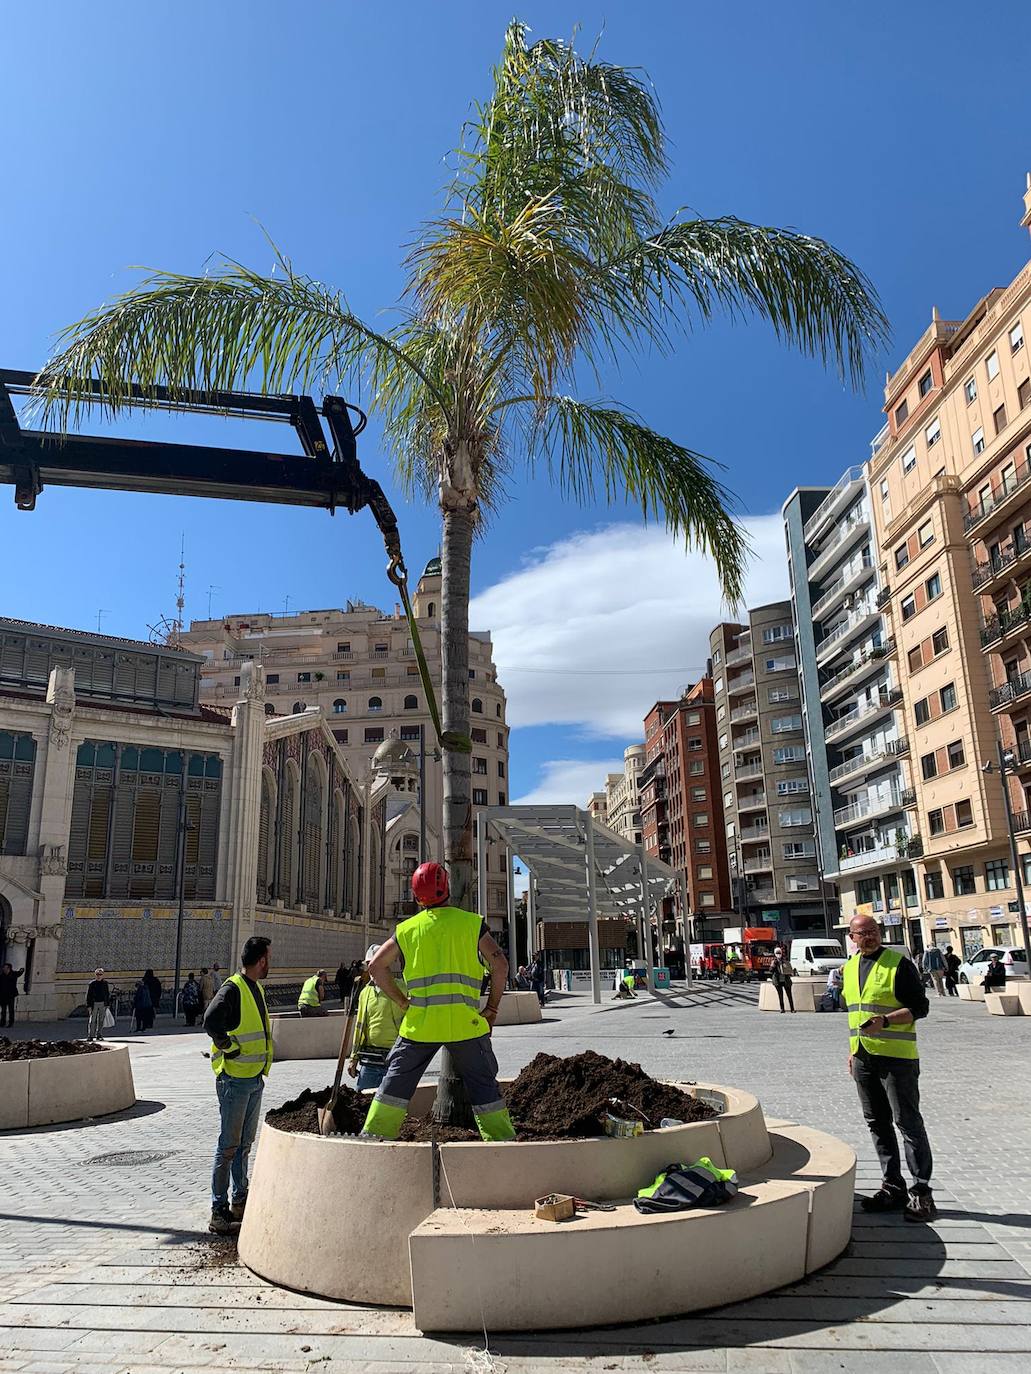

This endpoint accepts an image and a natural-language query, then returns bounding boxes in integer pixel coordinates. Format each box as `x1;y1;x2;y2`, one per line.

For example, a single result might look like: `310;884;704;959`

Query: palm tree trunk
432;496;477;1129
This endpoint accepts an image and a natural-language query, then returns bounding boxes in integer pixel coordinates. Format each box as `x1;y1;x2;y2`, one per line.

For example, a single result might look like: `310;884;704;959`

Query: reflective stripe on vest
210;973;273;1077
298;975;321;1008
842;949;918;1060
395;906;488;1043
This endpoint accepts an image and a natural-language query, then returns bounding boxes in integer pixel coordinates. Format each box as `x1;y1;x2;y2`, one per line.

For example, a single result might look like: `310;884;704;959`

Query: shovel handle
327;1009;357;1113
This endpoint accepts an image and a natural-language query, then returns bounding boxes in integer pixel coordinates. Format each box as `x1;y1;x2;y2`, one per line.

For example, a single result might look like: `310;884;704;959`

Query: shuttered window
0;730;37;856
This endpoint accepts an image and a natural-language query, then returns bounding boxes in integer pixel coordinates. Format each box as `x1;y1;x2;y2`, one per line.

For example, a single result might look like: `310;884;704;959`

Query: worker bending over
297;969;327;1017
361;862;516;1142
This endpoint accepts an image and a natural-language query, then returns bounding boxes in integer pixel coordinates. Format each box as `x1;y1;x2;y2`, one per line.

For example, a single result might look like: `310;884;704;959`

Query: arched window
471;698;483;714
264;703;276;716
403;694;418;710
277;763;298;904
427;602;435;617
256;771;274;902
333;698;347;714
292;701;306;713
368;696;382;712
346;813;361;916
301;759;324;909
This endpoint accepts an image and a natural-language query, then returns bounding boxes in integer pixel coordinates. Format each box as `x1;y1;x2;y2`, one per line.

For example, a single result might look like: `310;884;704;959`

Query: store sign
990;906;1003;917
934;917;950;928
883;915;903;926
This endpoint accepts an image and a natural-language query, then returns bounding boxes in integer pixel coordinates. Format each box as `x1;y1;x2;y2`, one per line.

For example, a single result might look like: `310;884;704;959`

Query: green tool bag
634;1157;738;1214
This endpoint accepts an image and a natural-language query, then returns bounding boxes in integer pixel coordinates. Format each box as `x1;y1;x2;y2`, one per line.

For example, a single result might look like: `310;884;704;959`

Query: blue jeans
211;1073;265;1208
357;1061;386;1092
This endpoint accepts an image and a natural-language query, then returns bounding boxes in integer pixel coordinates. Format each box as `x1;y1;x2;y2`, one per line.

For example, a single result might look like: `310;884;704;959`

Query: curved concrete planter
239;1079;852;1325
270;1009;348;1061
0;1045;135;1130
758;977;826;1012
492;991;543;1026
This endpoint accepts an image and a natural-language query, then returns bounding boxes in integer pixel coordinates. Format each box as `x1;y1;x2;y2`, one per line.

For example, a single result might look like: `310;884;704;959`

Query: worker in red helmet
361;861;515;1141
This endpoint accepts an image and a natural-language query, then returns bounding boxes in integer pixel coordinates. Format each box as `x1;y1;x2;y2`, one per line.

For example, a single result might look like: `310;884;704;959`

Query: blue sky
3;1;1031;803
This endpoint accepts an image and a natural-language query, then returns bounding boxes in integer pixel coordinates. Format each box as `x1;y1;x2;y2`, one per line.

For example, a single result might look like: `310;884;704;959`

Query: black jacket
0;968;23;1000
86;979;110;1007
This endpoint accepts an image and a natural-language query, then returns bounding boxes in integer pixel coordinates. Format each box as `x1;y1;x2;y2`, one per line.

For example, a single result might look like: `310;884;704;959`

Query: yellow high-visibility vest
843;948;918;1060
298;974;322;1009
210;973;273;1077
395;906;487;1043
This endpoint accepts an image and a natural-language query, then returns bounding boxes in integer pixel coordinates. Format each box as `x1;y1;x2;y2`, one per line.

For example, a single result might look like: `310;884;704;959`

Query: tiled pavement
1;982;1030;1372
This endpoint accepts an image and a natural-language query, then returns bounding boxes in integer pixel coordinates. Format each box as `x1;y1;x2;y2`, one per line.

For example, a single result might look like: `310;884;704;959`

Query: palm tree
36;20;886;924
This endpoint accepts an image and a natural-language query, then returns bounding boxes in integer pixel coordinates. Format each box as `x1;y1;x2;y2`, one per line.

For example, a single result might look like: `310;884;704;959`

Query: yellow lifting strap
386;554;471;756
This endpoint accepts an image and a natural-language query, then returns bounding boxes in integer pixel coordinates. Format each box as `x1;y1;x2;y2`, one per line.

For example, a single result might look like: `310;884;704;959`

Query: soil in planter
0;1038;107;1062
267;1050;715;1140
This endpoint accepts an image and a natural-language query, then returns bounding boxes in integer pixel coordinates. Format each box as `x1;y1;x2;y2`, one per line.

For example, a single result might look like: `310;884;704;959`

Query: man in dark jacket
86;968;110;1041
0;962;23;1028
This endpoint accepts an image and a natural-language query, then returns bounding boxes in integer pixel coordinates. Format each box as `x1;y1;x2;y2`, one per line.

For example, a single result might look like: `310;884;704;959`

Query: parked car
958;947;1029;985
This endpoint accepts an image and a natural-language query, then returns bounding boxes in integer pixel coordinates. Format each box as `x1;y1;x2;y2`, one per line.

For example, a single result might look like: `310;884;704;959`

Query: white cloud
512;756;626;807
472;514;789;739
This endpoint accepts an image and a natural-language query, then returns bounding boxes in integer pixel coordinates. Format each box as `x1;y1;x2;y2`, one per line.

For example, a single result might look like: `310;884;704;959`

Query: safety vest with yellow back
395;906;487;1043
210;973;273;1077
298;974;322;1009
843;947;918;1061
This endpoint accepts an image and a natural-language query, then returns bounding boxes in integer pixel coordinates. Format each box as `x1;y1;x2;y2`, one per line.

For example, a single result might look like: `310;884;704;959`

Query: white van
790;938;846;975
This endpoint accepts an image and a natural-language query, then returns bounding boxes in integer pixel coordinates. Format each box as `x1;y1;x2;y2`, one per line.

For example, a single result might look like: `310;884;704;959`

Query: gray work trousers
87;1003;107;1041
852;1049;933;1192
374;1034;506;1114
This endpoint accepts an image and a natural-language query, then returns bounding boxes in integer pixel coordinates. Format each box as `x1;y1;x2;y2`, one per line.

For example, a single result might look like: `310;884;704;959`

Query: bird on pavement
662;1028;675;1037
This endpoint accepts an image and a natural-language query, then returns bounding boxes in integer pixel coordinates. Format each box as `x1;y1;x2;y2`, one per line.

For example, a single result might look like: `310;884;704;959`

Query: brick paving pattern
0;982;1028;1372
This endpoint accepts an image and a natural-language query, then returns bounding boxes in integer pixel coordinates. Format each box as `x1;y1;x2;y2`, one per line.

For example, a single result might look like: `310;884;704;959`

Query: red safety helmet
411;861;450;907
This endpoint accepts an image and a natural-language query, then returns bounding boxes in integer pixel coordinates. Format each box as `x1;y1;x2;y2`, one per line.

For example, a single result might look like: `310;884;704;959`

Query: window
908;646;923;674
964;377;977;404
712;649;722;665
932;627;949;655
233;675;240;687
468;669;475;680
336;670;349;681
400;725;420;742
880;478;890;504
688;736;702;751
364;727;384;744
374;643;388;655
497;704;502;717
768;686;797;703
915;698;930;726
925;572;942;602
686;711;701;724
266;673;280;684
471;698;483;714
721;762;731;780
695;839;711;853
773;745;805;764
1017;378;1031;413
700;893;716;907
783;841;814;858
899;444;916;475
371;666;386;679
693;813;709;828
986;858;1009;891
994;404;1008;435
924;870;944;900
719;733;728;750
762;623;793;644
497;732;505;747
333;729;349;745
723;790;734;810
297;671;311;684
918;520;934;548
895;543;910;570
947;739;965;770
473;757;488;775
497;792;506;805
403;694;418;710
776;778;809;796
698;864;713;879
716;704;726;723
921;751;938;781
987;350;1000;381
497;761;505;778
765;656;796;672
952;864;976;896
973;427;985;455
956;798;973;827
901;594;916;621
332;699;347;714
292;701;306;713
778;807;812;827
690;760;704;775
771;715;802;733
472;788;488;806
928;808;944;836
918;369;933;397
691;786;706;801
1010;321;1024;353
940;682;957;712
368;696;382;712
471;727;487;743
406;664;418;676
895;399;909;425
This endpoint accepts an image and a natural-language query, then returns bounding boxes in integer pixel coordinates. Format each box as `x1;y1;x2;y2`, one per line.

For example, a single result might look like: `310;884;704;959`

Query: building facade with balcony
604;744;646;846
181;558;510;926
784;472;918;949
710;604;832;937
862;179;1031;959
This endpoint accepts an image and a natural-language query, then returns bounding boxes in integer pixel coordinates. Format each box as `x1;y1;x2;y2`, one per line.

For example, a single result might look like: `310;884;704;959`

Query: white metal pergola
476;803;692;1003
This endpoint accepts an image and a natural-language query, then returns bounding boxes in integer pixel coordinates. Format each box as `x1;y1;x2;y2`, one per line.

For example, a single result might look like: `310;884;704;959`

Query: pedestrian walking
921;944;946;997
944;946;960;997
348;944;406;1091
181;973;201;1027
528;953;547;1006
211;963;223;994
845;914;935;1222
203;936;273;1234
335;960;354;1008
132;979;152;1033
771;946;795;1012
85;968;110;1041
142;969;162;1029
361;863;515;1142
198;967;215;1015
0;962;24;1028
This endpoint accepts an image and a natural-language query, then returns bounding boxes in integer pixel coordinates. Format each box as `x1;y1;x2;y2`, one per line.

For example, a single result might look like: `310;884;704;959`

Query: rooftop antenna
174;534;186;646
96;608;109;633
207;584;220;619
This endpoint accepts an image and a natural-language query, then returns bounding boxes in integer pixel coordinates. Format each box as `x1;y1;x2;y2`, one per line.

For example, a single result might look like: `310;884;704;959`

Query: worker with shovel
348;943;407;1091
361;862;516;1142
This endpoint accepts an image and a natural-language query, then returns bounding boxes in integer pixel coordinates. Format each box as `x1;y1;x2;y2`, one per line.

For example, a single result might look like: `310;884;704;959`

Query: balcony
733;730;761;752
744;855;773;873
1012;739;1031;772
901;788;917;808
727;671;756;696
739;823;770;842
735;761;764;781
746;883;776;903
964;457;1031;535
731;701;758;723
836;832;922;873
828;737;909;785
990;669;1031;712
972;531;1031;592
808;507;872;582
811;553;875;622
726;644;752;668
816;601;880;665
824;689;903;745
833;790;904;830
980;597;1031;649
804;465;865;543
819;640;896;703
1012;810;1031;835
738;791;767;812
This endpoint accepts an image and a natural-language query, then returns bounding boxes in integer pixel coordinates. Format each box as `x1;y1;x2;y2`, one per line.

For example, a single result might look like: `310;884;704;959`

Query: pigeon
662;1028;676;1037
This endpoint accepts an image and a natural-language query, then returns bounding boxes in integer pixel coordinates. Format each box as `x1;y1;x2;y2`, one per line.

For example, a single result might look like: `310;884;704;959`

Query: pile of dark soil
267;1051;715;1141
0;1037;107;1063
505;1050;714;1138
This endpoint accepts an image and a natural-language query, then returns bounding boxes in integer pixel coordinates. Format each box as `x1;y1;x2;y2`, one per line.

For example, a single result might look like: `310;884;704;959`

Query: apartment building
585;791;609;825
710;604;832;937
181;558;511;925
604;744;645;845
864;179;1031;958
784;472;918;950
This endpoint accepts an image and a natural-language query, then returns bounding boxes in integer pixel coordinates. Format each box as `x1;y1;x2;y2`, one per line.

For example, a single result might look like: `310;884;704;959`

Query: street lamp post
985;742;1031;968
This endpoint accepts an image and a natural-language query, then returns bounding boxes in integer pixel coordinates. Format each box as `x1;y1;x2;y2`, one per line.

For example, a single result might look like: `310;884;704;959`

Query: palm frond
611;216;890;387
522;394;749;605
33;259;450;431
